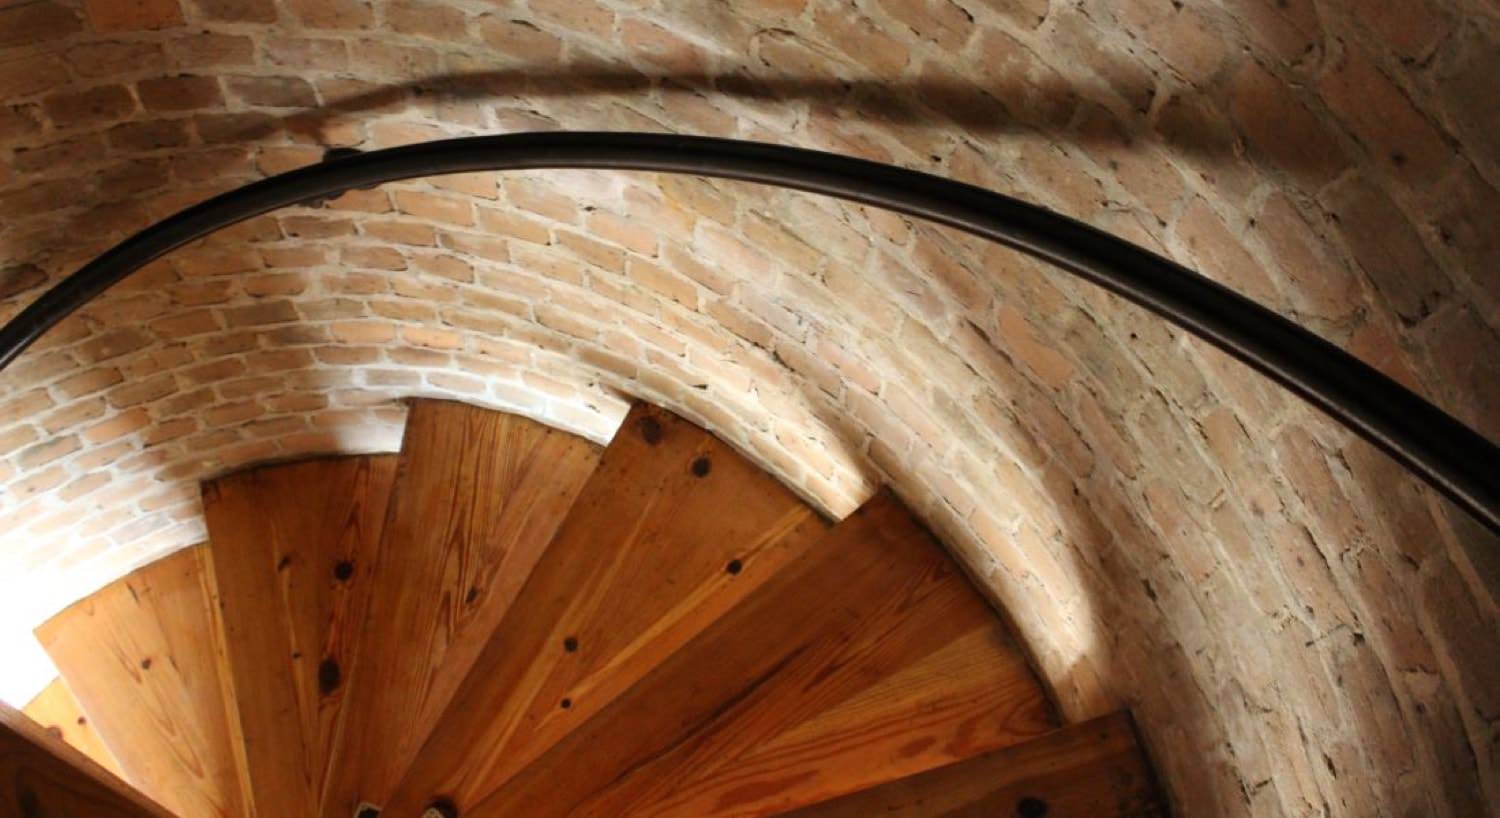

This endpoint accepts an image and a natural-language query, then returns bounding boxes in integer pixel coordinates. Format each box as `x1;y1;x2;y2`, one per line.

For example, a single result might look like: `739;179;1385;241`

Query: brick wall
2;1;1497;814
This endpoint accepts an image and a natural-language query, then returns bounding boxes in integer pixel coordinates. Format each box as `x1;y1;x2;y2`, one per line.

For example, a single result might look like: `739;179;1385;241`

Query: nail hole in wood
334;560;355;581
563;636;579;652
17;786;38;818
691;456;711;477
560;697;572;710
1017;797;1048;817
464;586;480;605
318;658;342;694
140;657;152;670
638;415;663;444
726;559;743;575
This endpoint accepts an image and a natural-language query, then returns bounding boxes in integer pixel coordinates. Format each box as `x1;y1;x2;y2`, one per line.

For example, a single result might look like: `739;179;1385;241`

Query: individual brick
0;2;82;47
529;0;614;40
82;408;152;443
477;16;562;60
67;41;168;78
84;0;183;30
107;119;191;150
1320;175;1451;324
0;104;43;141
189;0;277;23
1227;59;1348;187
393;190;474;226
1319;44;1454;188
383;0;468;40
284;0;373;29
167;32;255;67
225;75;318;108
42;85;138;129
78;328;153;363
136;74;224;111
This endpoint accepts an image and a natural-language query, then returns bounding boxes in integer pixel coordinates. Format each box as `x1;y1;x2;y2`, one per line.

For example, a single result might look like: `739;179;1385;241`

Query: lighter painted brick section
2;0;1498;815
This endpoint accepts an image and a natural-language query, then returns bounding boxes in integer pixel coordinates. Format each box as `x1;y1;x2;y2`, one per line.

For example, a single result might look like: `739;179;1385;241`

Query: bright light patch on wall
0;629;56;707
0;554;92;707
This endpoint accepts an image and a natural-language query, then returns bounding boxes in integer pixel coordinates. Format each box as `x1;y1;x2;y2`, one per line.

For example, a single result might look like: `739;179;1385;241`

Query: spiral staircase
7;399;1165;817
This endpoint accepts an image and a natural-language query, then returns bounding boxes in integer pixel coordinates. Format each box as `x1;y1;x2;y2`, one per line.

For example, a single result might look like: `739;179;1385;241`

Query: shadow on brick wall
222;65;1249;161
0;59;1302;314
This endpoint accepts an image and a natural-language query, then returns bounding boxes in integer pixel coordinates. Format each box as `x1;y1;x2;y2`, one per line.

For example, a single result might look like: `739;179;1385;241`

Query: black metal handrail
2;133;1496;535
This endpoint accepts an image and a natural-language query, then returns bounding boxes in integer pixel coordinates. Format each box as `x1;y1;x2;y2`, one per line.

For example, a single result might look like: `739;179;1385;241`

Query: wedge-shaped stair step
2;700;174;818
23;676;125;780
35;546;249;818
201;455;399;818
403;488;1055;818
569;532;1057;818
779;712;1167;817
321;400;603;818
383;403;831;815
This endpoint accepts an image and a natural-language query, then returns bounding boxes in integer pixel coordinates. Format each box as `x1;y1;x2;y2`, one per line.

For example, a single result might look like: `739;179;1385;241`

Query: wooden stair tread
201;455;400;818
579;624;1054;817
454;491;1053;818
776;712;1167;817
34;546;249;818
23;677;126;780
541;491;1055;816
383;403;830;815
1;700;174;818
321;400;603;818
29;400;1167;818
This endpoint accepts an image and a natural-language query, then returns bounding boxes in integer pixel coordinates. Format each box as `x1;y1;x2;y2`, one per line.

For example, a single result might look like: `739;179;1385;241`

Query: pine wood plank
454;491;1046;818
34;546;250;818
567;492;1057;818
381;403;830;816
23;676;126;780
320;400;603;818
777;712;1167;817
202;455;399;818
575;627;1053;816
1;700;175;818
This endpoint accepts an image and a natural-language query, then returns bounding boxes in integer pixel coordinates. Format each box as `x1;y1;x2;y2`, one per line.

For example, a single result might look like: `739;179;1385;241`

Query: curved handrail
1;132;1496;534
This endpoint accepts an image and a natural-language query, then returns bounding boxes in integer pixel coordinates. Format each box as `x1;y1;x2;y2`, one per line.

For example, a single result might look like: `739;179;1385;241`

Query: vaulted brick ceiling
1;0;1497;815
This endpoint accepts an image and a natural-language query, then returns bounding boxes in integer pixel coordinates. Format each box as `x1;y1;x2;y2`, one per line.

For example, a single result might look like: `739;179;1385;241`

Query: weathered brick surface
136;74;223;112
0;2;83;47
83;0;183;31
1;2;1498;815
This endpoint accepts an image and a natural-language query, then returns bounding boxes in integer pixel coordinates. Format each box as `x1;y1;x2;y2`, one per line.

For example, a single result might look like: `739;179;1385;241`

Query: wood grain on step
778;712;1167;817
574;622;1054;816
458;491;1042;818
35;546;250;818
382;403;829;816
321;401;602;818
23;676;126;780
202;455;398;818
1;700;175;818
565;490;1055;818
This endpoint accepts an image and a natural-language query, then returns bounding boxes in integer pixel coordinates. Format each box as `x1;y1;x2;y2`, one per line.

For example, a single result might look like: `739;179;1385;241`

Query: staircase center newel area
26;400;1167;817
0;700;174;818
34;547;250;818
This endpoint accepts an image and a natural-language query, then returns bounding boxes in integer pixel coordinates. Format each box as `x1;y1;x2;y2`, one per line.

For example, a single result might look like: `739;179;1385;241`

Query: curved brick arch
1;1;1498;815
